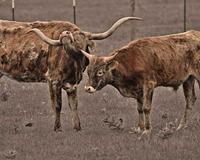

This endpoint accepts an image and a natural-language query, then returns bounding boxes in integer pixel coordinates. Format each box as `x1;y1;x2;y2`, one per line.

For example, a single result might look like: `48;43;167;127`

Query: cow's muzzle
84;85;96;93
59;31;74;44
63;83;77;92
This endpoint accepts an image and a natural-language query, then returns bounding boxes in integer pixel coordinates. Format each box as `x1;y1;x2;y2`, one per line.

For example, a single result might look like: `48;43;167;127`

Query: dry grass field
0;0;200;160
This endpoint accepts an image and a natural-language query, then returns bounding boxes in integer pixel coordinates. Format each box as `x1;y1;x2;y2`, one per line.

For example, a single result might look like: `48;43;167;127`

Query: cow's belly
114;72;191;98
155;64;192;87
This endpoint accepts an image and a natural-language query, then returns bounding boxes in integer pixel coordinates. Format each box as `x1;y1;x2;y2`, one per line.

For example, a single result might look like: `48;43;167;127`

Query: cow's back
0;20;79;49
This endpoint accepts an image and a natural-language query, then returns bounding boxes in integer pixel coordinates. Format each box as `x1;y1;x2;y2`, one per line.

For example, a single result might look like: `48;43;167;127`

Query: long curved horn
81;50;116;63
88;17;142;40
30;28;61;46
102;54;116;62
80;50;96;61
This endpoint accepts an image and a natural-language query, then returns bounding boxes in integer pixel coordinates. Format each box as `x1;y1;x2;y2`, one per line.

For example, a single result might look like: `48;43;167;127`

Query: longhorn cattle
0;17;141;131
81;30;200;134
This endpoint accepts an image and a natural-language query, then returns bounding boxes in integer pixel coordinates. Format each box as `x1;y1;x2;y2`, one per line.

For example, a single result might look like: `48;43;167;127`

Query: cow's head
29;29;95;53
80;50;118;93
30;17;141;55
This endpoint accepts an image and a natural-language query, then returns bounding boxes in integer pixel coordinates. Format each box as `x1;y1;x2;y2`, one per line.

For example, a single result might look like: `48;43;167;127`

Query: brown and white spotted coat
0;20;90;131
81;30;200;134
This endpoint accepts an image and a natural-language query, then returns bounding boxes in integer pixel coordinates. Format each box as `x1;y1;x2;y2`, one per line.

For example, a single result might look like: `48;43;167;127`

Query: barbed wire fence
4;0;77;23
132;0;191;38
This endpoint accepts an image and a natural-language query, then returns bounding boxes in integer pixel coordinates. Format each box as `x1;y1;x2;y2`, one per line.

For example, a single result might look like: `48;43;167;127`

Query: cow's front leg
48;81;62;132
66;88;81;131
132;97;145;134
142;81;155;134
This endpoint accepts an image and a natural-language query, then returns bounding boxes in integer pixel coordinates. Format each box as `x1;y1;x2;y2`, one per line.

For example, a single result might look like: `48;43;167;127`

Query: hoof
129;127;143;134
54;126;62;132
141;129;151;135
138;129;151;140
176;123;187;131
73;123;81;131
72;115;81;131
192;97;197;105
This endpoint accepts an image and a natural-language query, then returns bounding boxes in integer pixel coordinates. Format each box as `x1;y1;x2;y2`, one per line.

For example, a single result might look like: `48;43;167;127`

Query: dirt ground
0;0;200;160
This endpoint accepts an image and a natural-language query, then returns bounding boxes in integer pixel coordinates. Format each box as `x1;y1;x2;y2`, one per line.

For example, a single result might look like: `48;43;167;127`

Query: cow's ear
106;60;118;71
86;40;95;53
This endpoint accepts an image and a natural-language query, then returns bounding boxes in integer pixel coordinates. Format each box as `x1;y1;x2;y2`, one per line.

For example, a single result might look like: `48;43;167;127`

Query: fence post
130;0;135;40
12;0;15;21
73;0;76;24
184;0;186;31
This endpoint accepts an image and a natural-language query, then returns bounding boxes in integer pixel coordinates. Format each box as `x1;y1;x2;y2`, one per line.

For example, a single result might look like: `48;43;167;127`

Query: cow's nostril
85;86;91;92
84;86;96;93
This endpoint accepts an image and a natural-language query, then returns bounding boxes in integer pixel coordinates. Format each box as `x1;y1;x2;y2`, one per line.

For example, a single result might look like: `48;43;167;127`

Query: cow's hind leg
177;76;194;130
191;77;197;105
66;88;81;131
48;81;62;132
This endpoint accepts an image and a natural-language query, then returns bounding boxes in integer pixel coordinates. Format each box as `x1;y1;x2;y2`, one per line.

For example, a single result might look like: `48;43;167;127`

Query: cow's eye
97;69;104;77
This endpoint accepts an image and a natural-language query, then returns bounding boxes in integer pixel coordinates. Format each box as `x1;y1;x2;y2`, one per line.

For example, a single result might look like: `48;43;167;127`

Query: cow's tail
191;77;200;105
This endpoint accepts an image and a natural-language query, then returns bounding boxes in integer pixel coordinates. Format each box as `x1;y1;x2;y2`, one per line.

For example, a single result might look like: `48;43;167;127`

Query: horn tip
129;17;143;21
